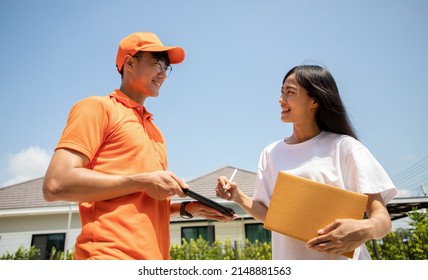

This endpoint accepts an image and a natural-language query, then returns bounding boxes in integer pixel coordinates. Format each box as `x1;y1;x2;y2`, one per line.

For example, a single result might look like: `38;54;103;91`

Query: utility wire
391;156;428;197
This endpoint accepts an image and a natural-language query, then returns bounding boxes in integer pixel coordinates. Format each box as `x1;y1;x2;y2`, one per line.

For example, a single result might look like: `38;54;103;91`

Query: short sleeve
56;96;111;161
253;148;274;208
342;139;397;204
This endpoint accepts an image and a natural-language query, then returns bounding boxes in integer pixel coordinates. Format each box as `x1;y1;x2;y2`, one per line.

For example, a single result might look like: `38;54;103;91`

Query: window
181;225;215;245
31;233;65;260
245;223;271;243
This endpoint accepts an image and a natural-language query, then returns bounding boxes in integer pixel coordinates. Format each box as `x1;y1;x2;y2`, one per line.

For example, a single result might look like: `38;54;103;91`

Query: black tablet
183;188;236;217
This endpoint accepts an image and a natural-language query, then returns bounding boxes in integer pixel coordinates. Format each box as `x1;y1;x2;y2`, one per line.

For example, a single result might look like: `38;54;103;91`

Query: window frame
180;225;215;245
31;233;65;260
244;223;271;243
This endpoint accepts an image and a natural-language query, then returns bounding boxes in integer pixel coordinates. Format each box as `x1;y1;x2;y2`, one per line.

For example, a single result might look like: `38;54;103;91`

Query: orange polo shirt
56;90;171;260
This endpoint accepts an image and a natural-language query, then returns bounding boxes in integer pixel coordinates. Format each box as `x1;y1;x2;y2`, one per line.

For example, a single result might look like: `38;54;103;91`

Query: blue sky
0;0;427;196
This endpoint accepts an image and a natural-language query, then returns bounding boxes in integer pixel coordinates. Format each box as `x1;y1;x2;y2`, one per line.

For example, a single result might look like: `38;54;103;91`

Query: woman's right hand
215;176;240;202
216;175;268;223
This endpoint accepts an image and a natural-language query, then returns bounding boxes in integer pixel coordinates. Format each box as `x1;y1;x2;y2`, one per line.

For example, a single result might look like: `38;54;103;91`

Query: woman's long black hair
283;65;358;139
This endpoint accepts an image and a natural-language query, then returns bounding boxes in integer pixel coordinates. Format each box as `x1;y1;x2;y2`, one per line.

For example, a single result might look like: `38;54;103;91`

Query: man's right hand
134;170;188;200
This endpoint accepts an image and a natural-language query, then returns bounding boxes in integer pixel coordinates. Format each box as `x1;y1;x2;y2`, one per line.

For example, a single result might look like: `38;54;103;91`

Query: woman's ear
311;99;319;109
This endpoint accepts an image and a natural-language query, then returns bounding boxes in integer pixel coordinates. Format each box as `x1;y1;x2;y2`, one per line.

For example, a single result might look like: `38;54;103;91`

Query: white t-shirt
253;131;397;260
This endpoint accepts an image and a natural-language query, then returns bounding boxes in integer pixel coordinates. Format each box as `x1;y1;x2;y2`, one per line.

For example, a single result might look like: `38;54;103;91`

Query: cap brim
140;46;185;64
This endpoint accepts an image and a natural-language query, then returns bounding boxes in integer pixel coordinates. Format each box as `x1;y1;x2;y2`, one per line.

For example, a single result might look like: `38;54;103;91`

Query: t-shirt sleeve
343;139;397;204
252;149;274;208
56;97;110;161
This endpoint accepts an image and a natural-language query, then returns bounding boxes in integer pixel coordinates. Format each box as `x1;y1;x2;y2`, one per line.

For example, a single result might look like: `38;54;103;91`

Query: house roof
184;166;255;200
385;196;428;220
0;166;255;212
1;166;426;220
0;177;67;211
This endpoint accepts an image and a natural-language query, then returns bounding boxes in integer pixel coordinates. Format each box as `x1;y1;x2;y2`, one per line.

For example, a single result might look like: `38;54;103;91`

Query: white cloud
403;154;419;161
1;146;52;187
396;188;414;198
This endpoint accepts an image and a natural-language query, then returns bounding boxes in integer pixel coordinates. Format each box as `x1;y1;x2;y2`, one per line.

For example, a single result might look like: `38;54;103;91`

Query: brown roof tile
0;178;67;210
0;166;256;210
186;166;255;199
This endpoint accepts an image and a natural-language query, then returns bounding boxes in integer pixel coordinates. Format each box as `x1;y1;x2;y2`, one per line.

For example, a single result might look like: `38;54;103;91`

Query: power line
392;156;428;182
391;156;428;197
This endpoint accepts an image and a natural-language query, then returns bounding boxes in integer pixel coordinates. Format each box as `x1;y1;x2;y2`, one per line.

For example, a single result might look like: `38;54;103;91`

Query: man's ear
123;55;134;72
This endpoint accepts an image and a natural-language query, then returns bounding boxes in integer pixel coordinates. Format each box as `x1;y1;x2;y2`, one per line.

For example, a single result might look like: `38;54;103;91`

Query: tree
367;208;428;260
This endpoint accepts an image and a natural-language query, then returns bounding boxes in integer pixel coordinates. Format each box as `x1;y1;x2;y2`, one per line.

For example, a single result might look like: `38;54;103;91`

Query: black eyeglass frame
133;53;173;77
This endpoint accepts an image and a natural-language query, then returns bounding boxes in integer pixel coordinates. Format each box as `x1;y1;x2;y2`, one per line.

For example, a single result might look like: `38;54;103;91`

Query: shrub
367;208;428;260
170;237;271;260
0;245;40;260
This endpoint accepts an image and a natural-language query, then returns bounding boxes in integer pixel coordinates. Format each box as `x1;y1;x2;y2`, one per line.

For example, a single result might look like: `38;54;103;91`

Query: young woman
216;65;397;259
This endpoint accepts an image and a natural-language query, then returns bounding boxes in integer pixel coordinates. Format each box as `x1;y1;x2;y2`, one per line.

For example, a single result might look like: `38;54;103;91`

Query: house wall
1;212;259;257
170;218;260;245
0;213;81;256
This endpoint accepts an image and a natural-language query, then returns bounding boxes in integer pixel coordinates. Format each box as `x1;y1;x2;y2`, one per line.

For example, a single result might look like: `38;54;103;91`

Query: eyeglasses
133;54;173;77
155;61;173;77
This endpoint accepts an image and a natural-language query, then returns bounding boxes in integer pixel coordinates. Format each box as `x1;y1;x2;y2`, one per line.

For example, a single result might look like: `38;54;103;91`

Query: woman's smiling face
279;73;318;124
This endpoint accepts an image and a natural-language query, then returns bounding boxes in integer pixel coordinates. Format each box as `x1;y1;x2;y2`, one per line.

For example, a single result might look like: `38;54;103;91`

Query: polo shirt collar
110;89;153;118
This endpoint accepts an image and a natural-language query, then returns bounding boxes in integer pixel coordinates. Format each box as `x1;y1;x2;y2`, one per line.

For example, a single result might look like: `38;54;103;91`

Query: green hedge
366;208;428;260
170;238;272;260
0;245;41;260
0;245;73;260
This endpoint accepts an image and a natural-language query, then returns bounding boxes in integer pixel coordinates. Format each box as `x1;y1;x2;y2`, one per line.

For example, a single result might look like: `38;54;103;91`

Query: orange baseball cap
116;32;185;73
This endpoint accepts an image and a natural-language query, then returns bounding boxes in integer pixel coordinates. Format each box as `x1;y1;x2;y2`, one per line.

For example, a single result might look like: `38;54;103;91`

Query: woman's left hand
305;218;373;256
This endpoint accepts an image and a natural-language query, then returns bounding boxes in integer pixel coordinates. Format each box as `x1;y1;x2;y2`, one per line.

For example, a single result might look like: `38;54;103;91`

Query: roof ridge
187;166;241;183
1;176;44;189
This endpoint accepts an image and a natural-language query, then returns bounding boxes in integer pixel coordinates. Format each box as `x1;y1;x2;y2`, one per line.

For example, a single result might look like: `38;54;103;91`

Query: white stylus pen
229;168;238;182
224;168;238;192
